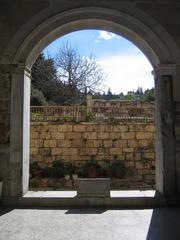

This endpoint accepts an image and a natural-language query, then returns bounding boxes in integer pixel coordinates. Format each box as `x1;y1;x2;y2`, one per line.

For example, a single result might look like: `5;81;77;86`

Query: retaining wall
30;121;155;188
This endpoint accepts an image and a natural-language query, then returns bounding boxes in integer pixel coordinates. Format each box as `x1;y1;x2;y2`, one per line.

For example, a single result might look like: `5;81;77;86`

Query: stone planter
0;181;3;197
77;178;110;197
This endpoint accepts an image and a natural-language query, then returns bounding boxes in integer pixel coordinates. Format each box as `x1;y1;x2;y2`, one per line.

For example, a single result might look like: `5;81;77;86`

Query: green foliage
93;87;155;102
31;87;47;106
30;178;39;188
144;88;155;102
84;111;94;121
31;53;57;103
51;160;64;178
30;161;40;170
31;49;154;105
111;160;127;178
30;161;42;178
52;160;64;168
64;162;73;175
30;112;42;121
29;159;133;181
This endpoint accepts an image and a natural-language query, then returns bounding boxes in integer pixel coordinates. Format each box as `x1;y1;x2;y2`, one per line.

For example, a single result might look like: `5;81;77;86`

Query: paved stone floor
0;207;180;240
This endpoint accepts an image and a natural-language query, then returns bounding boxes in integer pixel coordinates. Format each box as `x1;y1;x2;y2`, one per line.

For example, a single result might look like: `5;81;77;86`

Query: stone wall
0;68;11;144
30;122;155;187
0;67;11;195
175;102;180;193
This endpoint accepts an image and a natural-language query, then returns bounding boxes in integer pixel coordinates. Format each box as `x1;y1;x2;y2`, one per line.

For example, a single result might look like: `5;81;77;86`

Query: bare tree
55;42;106;96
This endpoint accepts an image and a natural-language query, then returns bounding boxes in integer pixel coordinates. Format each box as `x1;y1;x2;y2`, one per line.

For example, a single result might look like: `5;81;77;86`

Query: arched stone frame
3;7;180;197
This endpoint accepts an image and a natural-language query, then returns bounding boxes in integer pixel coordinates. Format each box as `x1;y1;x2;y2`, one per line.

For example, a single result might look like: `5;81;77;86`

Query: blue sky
44;30;154;94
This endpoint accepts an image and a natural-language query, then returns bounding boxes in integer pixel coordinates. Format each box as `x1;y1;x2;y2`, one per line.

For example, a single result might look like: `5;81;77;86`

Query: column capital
152;64;177;78
14;63;31;77
0;63;31;77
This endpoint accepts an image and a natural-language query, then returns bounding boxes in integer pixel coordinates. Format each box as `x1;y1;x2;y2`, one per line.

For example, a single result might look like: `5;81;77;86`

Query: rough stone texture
175;102;180;194
0;66;11;196
30;122;155;186
155;74;176;196
0;68;11;144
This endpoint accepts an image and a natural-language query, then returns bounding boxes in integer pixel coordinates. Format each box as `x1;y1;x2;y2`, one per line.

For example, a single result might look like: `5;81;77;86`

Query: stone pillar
153;64;177;196
9;64;31;197
86;94;93;112
0;65;11;197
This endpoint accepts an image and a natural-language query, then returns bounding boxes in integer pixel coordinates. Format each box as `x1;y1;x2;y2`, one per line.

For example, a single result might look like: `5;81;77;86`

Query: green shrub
84;111;94;121
111;160;127;178
30;178;39;188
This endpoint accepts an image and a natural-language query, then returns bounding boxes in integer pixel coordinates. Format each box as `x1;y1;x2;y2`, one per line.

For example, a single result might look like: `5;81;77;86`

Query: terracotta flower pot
88;169;97;178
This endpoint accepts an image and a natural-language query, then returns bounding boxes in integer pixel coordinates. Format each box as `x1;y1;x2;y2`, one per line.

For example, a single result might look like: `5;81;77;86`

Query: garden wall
30;121;155;188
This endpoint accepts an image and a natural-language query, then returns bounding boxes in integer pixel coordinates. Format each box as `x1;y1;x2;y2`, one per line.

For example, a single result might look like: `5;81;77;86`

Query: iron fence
31;105;154;123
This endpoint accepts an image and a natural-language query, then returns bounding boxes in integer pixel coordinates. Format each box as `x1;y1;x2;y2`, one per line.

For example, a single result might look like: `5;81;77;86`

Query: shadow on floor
65;208;107;214
146;208;180;240
0;206;107;215
0;207;14;217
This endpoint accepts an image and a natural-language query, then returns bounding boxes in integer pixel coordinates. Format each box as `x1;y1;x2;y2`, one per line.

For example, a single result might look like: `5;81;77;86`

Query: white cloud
98;53;154;94
96;31;117;41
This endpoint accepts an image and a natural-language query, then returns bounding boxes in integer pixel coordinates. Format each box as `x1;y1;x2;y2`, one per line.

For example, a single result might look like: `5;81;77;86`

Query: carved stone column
10;64;31;197
153;64;177;196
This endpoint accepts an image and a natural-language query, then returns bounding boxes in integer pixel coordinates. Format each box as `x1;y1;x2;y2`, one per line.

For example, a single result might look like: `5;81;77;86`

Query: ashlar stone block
97;132;109;139
121;132;135;139
44;140;57;148
123;147;134;153
58;125;72;132
113;125;128;132
136;132;153;139
113;139;127;147
34;139;43;148
57;140;71;147
109;148;123;155
103;140;113;147
62;148;78;155
51;148;62;155
128;139;138;148
73;125;86;132
82;132;97;139
51;132;65;139
39;132;51;140
66;132;81;139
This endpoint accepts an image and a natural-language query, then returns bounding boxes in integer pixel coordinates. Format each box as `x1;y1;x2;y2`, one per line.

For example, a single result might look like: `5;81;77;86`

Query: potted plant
51;160;64;178
64;163;72;180
72;164;79;180
30;161;42;178
103;160;112;178
84;160;99;178
111;160;127;179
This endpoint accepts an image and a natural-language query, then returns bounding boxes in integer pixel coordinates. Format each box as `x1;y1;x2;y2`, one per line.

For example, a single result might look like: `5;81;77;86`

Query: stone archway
2;6;180;197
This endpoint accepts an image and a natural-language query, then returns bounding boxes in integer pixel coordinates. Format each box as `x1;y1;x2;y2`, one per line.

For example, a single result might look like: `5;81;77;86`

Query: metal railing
31;105;154;123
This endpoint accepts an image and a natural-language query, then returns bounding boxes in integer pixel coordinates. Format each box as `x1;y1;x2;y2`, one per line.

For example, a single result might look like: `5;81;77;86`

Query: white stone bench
77;178;110;197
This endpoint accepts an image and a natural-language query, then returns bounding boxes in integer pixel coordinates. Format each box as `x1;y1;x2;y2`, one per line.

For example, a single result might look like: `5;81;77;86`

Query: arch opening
29;29;155;192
